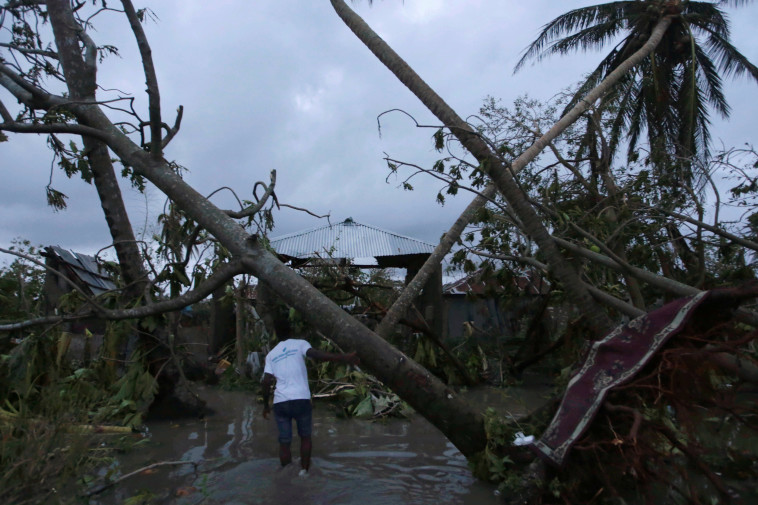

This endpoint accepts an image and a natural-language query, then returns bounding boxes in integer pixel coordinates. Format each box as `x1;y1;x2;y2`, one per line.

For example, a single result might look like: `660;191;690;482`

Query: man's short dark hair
272;314;292;338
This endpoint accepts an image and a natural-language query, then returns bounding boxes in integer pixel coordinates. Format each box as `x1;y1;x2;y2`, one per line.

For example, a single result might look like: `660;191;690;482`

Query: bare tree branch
0;121;111;139
0;256;248;331
469;247;644;318
649;206;758;253
78;21;98;87
121;0;162;156
0;66;36;104
553;236;758;325
468;246;548;272
85;460;199;497
277;203;331;221
161;105;183;148
0;61;69;111
223;170;277;219
0;99;12;122
2;0;46;8
547;141;595;194
553;236;698;297
206;186;244;208
0;314;81;331
0;41;58;59
584;283;644;318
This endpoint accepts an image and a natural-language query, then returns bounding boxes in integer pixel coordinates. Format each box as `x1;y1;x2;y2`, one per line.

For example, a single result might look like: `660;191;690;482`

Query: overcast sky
2;0;757;262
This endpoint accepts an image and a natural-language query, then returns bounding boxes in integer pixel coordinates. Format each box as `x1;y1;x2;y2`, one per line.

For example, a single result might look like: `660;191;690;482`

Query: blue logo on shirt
272;348;299;364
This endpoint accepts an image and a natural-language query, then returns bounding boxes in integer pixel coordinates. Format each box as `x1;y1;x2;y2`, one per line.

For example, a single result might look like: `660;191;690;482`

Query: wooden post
235;280;245;369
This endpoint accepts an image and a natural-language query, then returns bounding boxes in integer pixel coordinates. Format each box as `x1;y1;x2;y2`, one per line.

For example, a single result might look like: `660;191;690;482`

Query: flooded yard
90;382;552;505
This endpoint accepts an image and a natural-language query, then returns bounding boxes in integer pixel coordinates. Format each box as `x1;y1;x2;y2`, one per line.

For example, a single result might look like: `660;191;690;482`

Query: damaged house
41;245;118;359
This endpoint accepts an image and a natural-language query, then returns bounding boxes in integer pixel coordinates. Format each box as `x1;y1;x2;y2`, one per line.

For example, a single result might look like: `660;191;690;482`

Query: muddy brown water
93;381;554;505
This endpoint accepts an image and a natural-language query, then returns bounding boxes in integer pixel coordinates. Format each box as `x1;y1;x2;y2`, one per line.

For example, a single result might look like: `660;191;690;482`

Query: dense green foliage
0;330;156;504
0;240;45;325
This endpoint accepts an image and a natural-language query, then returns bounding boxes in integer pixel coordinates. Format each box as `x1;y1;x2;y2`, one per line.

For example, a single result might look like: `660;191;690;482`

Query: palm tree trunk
332;0;673;337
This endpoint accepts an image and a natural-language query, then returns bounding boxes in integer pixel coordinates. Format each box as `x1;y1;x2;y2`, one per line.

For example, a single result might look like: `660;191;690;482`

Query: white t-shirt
263;339;312;404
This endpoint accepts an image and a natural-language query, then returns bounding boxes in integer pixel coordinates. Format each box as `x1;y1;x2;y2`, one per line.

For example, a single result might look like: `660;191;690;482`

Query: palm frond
603;72;637;157
517;0;757;181
693;43;729;117
698;26;758;81
716;0;755;7
624;76;647;160
685;1;730;37
542;20;627;60
673;69;712;189
514;1;636;72
674;56;705;160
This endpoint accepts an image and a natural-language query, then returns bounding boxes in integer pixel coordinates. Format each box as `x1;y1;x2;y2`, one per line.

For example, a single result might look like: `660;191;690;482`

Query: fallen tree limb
85;460;198;496
0;409;136;434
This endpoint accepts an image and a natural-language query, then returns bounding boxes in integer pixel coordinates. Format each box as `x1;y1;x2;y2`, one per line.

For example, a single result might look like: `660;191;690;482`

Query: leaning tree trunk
332;0;674;339
46;1;147;302
377;184;497;338
83;140;148;296
47;0;204;415
330;0;613;337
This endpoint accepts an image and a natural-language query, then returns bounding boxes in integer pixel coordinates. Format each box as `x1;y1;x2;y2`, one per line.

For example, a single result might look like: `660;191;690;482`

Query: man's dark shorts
272;399;312;444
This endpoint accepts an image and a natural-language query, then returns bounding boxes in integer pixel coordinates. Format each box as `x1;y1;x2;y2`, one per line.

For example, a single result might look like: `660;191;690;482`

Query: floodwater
92;381;554;505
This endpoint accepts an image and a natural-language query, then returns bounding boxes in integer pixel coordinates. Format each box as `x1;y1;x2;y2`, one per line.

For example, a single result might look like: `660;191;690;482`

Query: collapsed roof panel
45;245;117;295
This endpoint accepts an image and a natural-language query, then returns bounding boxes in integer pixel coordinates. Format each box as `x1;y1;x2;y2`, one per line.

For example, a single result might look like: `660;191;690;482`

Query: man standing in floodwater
261;318;359;475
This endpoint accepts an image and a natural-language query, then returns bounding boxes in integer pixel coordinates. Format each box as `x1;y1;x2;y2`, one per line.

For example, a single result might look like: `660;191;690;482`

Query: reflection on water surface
94;385;530;504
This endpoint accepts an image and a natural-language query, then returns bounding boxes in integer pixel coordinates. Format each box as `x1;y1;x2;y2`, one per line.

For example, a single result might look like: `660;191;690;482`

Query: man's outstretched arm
306;348;360;366
261;372;275;419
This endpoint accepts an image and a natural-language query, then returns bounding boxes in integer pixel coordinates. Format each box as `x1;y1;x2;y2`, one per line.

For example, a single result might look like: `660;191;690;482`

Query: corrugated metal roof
47;245;118;295
270;218;435;259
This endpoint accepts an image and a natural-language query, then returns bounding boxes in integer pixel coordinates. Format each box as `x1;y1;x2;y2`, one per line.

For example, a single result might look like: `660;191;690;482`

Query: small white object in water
298;469;308;477
512;431;534;446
